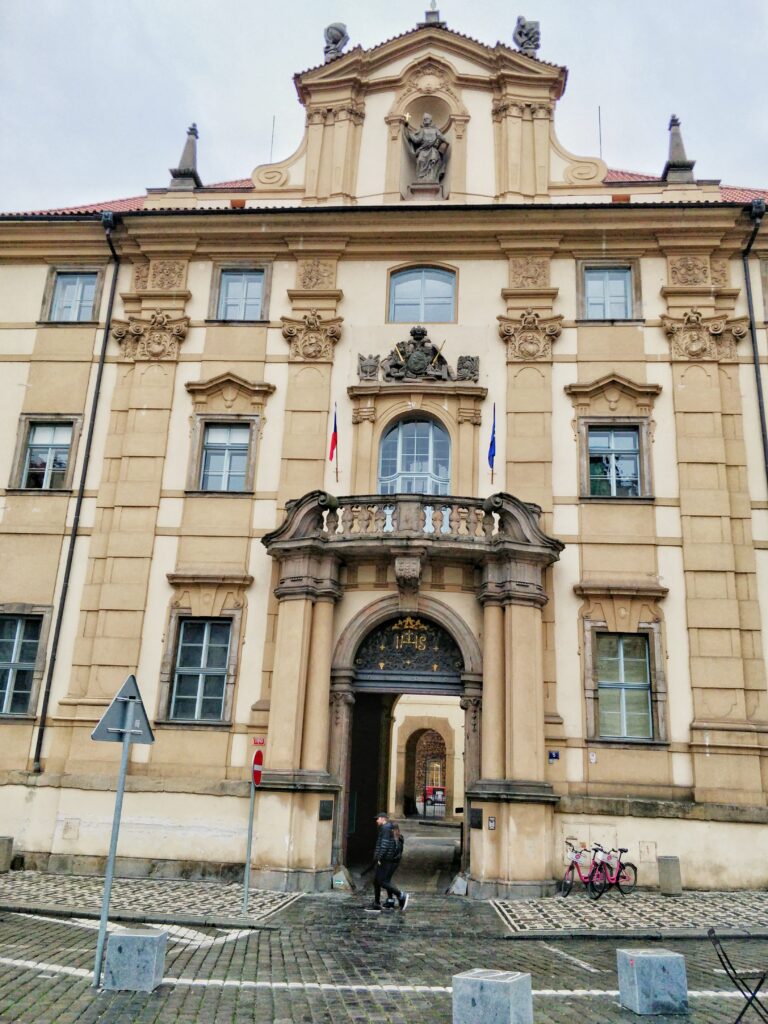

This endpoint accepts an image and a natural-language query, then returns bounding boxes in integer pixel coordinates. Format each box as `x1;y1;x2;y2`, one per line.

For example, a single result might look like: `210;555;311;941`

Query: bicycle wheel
617;862;638;895
587;863;607;900
561;865;575;897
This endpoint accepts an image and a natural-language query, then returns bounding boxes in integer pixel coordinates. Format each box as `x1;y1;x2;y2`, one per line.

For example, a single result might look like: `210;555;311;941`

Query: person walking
367;811;409;912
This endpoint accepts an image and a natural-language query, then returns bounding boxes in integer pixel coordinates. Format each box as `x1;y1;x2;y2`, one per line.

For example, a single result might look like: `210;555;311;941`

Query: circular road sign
252;749;264;787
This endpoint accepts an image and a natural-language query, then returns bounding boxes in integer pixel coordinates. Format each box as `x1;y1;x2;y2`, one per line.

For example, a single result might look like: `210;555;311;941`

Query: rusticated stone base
467;877;557;900
248;867;333;893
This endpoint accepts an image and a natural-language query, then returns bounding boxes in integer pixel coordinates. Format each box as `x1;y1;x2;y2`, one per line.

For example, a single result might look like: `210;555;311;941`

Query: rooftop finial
169;123;203;190
323;23;349;63
513;16;541;56
662;114;695;184
420;0;446;27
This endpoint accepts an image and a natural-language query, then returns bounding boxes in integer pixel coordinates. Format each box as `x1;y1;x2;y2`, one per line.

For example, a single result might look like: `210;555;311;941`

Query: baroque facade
2;12;768;897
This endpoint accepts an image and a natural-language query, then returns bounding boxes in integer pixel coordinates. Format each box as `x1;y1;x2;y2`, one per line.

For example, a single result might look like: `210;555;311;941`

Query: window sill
184;490;255;498
5;488;73;496
0;713;36;722
575;319;645;326
588;737;668;749
580;495;654;503
204;319;269;326
154;719;231;730
37;320;100;327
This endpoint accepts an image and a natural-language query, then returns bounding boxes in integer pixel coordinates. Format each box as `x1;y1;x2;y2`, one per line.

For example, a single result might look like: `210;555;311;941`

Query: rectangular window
0;616;41;715
170;619;231;721
50;272;98;322
217;270;264;320
23;422;73;490
588;426;640;497
596;633;652;739
584;267;632;320
199;423;250;492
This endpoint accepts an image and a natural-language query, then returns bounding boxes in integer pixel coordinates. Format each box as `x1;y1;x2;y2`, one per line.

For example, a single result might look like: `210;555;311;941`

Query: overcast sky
1;0;767;212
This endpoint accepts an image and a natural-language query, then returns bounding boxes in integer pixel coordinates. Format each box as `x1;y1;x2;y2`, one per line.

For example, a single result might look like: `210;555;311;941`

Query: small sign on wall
548;750;560;763
252;736;265;746
470;808;483;830
488;816;497;831
319;800;334;821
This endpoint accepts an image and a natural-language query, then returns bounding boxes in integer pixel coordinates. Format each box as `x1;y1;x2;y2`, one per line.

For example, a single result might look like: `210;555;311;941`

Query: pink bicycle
560;840;606;899
588;844;638;899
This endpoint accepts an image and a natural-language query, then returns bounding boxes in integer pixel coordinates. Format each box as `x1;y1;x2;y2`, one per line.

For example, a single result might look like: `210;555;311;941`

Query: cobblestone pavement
494;888;768;936
1;891;767;1022
0;872;299;923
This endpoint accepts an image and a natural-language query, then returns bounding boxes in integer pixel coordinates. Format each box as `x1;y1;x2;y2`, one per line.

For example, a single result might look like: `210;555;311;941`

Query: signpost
90;675;154;988
243;749;263;914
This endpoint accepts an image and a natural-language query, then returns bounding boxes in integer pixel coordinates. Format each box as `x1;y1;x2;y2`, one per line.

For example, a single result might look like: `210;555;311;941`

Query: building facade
2;13;768;897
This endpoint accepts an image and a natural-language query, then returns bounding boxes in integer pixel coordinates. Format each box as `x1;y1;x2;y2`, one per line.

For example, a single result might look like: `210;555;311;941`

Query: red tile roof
720;185;768;203
604;168;660;183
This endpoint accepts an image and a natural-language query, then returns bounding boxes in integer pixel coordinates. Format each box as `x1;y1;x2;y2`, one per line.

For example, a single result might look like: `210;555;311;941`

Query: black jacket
373;821;399;862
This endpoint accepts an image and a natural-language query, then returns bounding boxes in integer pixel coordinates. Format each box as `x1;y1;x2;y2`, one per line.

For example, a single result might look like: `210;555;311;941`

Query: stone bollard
658;855;683;896
617;949;689;1016
0;837;13;873
103;928;167;992
452;968;533;1024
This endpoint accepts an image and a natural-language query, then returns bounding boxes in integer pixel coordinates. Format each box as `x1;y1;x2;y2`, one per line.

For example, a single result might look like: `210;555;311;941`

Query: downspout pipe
742;199;768;492
32;212;121;773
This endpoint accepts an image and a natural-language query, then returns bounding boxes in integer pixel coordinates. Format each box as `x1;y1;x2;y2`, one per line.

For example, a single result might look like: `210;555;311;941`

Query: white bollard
103;928;167;992
452;968;533;1024
617;949;689;1015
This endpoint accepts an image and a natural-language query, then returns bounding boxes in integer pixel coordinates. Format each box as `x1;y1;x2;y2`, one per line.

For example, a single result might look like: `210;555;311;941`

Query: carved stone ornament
460;695;482;734
148;259;186;291
132;262;149;291
323;22;349;63
513;15;541;55
298;258;334;290
357;354;380;381
395;556;422;594
330;689;355;726
375;326;478;382
661;308;748;361
281;308;343;362
456;356;480;382
509;257;548;289
710;259;729;288
497;308;563;362
668;255;710;286
112;308;190;361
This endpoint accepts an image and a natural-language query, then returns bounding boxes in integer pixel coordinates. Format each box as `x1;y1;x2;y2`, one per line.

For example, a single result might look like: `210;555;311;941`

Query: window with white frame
170;619;232;721
389;267;456;323
596;633;652;739
583;267;633;320
0;616;42;715
22;422;74;490
217;269;264;320
588;426;640;497
378;419;450;495
50;272;98;321
199;423;250;492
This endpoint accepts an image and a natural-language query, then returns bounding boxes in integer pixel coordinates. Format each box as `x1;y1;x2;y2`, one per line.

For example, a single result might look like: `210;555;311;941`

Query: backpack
393;823;405;862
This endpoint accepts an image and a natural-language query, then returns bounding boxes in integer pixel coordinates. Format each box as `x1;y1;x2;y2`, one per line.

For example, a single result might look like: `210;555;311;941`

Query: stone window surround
7;413;84;493
156;575;250;728
575;258;643;322
185;412;262;495
576;415;654;501
39;264;107;324
0;602;53;720
385;261;459;324
206;260;273;323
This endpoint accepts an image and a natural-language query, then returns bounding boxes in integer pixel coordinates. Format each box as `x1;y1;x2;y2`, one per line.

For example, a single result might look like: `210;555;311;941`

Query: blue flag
488;403;496;469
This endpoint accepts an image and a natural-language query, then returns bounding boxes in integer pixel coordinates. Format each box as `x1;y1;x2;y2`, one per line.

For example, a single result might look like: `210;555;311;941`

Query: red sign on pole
252;749;264;787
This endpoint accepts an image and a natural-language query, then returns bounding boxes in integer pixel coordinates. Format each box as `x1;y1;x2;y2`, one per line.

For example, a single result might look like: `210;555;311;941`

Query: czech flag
329;405;338;462
487;402;496;469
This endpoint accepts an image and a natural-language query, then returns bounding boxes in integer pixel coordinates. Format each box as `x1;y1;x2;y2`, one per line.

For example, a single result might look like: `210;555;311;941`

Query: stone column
504;601;545;783
480;601;505;779
266;596;315;771
329;670;355;865
300;597;336;771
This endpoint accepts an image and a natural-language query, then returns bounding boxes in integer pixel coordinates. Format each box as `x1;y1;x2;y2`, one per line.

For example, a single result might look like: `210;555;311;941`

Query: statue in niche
381;326;454;382
513;16;541;55
324;23;349;63
403;114;449;183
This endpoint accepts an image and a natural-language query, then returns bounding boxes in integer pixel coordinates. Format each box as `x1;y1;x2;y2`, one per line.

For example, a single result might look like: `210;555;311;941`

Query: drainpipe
32;212;121;773
742;198;768;491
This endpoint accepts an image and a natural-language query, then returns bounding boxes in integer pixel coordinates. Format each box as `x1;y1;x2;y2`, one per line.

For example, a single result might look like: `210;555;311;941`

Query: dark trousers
373;860;401;904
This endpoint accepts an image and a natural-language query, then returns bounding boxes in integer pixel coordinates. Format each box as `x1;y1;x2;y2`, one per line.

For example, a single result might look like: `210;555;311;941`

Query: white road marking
540;942;603;973
0;955;751;999
12;913;251;950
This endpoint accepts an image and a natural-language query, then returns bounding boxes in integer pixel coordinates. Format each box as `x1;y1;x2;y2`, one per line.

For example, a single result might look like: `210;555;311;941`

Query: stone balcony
263;491;564;604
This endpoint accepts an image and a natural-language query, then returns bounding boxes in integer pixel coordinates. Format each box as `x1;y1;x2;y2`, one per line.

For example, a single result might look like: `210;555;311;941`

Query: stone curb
503;927;768;941
0;900;277;931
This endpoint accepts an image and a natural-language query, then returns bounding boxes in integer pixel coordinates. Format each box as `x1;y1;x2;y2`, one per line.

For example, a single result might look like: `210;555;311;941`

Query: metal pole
92;698;134;988
242;778;256;915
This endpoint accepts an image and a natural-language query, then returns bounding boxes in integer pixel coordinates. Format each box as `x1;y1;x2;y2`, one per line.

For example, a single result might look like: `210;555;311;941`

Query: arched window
388;267;456;323
378;419;450;494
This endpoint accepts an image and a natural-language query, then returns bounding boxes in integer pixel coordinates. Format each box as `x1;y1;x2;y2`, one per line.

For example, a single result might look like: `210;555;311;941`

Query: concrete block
448;872;468;896
658;856;683;896
452;968;533;1024
0;837;13;873
103;928;167;992
617;949;688;1016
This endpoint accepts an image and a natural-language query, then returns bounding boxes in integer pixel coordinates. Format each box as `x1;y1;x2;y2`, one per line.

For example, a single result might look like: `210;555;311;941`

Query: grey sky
1;0;766;212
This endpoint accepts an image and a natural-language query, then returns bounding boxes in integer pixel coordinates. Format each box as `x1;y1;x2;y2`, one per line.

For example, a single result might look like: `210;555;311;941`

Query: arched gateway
255;490;563;897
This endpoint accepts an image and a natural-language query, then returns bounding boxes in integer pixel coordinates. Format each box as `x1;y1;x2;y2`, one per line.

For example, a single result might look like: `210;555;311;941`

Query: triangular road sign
91;675;155;745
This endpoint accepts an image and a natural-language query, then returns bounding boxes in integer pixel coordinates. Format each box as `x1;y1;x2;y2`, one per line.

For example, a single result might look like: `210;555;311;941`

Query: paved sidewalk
0;871;300;928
